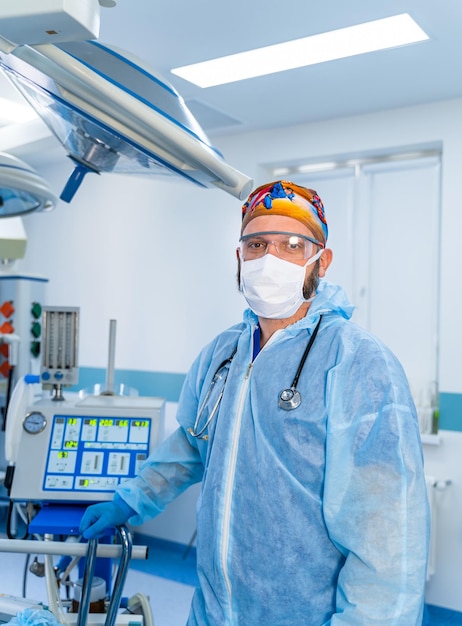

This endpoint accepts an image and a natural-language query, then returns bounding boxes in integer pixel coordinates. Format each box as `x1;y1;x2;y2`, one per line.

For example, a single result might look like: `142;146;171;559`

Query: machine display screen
43;413;151;493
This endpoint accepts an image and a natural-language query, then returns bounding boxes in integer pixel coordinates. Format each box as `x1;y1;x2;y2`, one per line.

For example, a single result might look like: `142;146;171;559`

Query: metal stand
77;525;133;626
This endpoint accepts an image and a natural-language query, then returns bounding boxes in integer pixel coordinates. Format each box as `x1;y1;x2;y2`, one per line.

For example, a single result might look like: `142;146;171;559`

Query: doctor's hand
79;498;136;539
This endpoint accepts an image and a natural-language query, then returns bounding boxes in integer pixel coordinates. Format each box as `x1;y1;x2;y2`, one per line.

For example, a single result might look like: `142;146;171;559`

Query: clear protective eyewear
239;231;323;262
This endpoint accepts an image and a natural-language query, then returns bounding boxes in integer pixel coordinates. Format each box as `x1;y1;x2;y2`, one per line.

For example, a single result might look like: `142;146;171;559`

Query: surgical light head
0;40;253;203
0;152;57;218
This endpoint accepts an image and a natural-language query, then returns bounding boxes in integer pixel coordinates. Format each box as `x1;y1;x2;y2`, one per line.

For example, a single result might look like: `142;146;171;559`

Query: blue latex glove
79;496;136;539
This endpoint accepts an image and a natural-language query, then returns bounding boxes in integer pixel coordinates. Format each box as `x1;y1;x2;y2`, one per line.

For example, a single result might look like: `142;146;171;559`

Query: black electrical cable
6;500;29;540
2;365;15;431
22;552;31;598
1;361;15;430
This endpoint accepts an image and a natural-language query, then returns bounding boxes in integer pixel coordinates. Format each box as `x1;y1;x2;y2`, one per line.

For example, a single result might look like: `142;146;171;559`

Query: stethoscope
188;316;323;439
278;315;322;410
188;347;237;440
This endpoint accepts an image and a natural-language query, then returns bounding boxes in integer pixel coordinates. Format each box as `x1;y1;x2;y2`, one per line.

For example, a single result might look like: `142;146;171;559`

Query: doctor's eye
249;239;266;249
244;238;267;251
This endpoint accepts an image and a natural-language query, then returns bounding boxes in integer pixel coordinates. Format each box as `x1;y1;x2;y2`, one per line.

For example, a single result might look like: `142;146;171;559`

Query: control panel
10;393;165;502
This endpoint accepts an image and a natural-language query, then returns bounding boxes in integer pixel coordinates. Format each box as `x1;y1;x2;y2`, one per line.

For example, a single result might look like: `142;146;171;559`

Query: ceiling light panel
171;13;429;88
0;96;38;123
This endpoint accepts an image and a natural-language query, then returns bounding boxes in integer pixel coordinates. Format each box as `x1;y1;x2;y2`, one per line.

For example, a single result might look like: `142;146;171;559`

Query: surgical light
0;0;253;204
0;153;57;218
0;40;252;203
171;13;429;87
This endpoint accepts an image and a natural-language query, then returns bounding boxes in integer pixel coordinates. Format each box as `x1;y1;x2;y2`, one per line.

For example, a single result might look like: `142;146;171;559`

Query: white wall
13;96;462;611
423;431;462;612
17;161;247;374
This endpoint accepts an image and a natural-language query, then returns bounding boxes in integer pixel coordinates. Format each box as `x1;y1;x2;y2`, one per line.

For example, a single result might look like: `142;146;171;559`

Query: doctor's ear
319;248;333;277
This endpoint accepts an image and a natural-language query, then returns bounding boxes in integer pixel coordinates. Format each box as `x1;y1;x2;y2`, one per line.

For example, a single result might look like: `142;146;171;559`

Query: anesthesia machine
0;307;166;626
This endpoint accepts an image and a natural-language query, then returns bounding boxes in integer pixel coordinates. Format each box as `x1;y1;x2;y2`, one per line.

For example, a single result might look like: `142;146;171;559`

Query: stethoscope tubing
278;315;323;411
188;347;237;439
288;315;322;389
189;316;323;436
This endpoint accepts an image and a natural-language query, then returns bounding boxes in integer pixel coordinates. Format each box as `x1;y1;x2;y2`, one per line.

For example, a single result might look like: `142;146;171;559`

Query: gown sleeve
114;358;206;525
323;336;430;625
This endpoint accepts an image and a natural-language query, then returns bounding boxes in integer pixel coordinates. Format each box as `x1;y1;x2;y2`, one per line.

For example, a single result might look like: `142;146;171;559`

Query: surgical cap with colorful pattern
241;180;328;246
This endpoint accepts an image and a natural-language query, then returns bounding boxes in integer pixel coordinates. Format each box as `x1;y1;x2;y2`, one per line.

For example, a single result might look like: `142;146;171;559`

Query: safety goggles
239;230;323;262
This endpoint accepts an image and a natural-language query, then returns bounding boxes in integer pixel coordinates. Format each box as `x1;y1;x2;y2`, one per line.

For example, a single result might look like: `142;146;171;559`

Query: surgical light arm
0;0;101;53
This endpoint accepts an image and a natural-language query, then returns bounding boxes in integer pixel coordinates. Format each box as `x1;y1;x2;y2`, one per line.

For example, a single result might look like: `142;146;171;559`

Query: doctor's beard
303;259;320;299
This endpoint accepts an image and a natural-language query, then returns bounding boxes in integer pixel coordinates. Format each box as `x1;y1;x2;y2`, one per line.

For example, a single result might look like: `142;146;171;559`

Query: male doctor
81;180;429;625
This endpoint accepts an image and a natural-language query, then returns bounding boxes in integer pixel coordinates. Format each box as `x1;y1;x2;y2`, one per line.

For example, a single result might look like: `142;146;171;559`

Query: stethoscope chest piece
277;315;323;412
278;387;302;411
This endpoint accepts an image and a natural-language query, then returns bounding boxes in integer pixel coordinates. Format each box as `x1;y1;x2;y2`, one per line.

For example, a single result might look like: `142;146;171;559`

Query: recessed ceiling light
0;97;38;124
171;13;428;88
297;162;338;173
272;167;291;177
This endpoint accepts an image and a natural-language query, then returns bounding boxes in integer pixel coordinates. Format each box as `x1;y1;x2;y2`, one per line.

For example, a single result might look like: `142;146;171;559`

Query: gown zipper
220;360;253;622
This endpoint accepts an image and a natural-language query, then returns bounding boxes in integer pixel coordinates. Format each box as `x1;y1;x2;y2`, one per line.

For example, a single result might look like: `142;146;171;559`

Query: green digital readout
64;440;78;448
117;420;129;428
100;419;114;427
58;451;69;459
67;418;77;425
133;420;149;428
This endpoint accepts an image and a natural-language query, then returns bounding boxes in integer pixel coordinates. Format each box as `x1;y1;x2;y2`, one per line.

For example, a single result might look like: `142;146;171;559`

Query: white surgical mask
239;249;322;319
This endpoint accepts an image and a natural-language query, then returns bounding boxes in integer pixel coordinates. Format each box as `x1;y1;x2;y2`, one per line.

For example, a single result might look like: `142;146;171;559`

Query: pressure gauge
23;411;47;435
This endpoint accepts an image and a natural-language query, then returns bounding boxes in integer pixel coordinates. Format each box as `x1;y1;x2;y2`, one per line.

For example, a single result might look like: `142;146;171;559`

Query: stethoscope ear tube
278;315;323;411
188;346;238;439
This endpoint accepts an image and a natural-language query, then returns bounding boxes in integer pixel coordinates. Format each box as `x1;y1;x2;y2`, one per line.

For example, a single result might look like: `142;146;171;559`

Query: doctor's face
237;215;331;297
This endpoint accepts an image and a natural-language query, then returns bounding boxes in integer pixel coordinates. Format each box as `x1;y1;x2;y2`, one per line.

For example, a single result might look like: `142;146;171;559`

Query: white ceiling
1;0;462;139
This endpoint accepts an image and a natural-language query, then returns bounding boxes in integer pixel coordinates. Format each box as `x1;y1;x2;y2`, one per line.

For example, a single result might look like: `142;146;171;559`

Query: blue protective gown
117;281;430;625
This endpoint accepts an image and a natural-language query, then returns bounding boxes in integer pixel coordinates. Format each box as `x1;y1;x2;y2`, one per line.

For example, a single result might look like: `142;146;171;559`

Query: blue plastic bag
7;608;61;626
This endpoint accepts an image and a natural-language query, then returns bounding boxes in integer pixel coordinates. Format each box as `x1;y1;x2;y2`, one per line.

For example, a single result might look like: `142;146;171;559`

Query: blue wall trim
74;367;186;403
75;368;462;432
439;392;462;432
